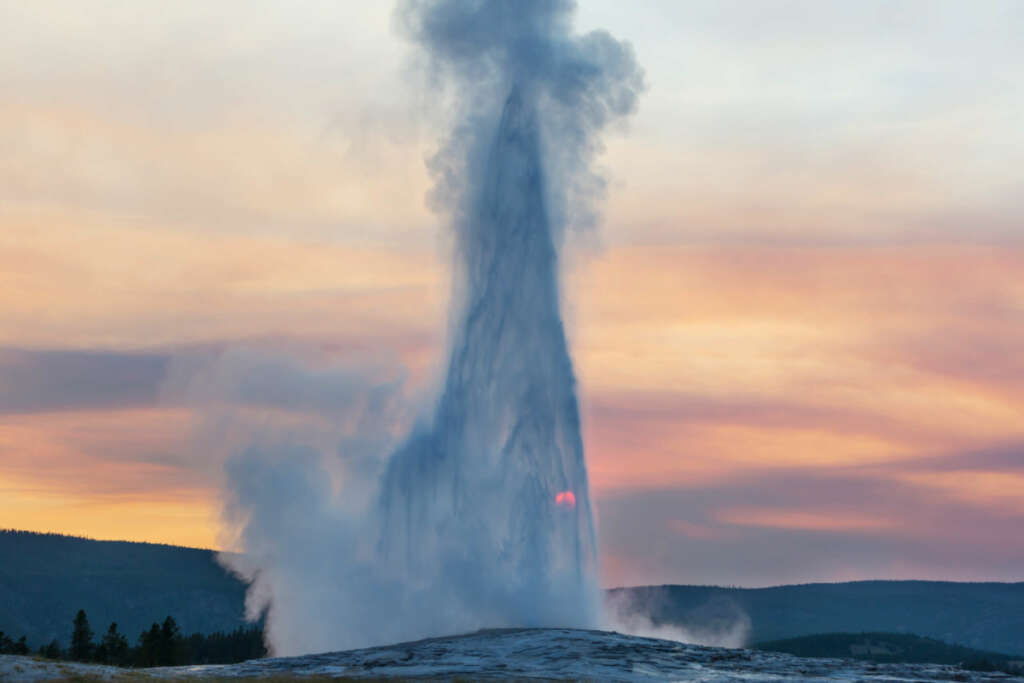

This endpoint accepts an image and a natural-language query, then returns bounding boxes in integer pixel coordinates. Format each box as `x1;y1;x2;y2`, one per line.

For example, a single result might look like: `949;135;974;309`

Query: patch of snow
0;656;124;682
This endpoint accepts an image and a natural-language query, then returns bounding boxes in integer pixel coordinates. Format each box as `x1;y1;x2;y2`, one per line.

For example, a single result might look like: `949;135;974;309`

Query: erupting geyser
381;85;600;628
217;0;643;656
375;0;643;634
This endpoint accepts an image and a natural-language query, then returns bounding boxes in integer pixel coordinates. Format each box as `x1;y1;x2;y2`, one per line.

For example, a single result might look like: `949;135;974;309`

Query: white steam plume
208;0;644;655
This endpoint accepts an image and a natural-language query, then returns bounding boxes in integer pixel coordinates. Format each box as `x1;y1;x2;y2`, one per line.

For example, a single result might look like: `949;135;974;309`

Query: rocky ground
2;628;1022;681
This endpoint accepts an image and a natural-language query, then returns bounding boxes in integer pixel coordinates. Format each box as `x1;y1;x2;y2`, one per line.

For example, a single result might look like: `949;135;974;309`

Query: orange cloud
0;209;445;354
575;245;1024;492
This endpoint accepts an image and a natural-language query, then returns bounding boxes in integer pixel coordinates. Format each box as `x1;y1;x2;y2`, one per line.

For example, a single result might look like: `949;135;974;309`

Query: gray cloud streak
0;349;167;414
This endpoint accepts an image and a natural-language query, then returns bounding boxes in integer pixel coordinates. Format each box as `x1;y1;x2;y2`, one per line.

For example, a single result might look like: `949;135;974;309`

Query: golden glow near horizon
2;1;1023;586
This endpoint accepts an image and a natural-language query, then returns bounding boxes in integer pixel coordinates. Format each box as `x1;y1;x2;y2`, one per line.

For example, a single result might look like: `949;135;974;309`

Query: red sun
555;490;576;508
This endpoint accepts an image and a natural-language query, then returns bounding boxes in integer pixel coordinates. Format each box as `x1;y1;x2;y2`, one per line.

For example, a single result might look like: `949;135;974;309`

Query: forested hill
611;582;1024;656
4;530;1024;657
0;530;249;649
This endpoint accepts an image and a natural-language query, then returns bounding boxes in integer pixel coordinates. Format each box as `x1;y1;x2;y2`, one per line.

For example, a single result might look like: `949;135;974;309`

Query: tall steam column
381;85;599;629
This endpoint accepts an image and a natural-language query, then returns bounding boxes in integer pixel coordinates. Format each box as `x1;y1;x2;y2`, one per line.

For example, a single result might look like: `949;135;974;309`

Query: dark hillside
0;530;249;648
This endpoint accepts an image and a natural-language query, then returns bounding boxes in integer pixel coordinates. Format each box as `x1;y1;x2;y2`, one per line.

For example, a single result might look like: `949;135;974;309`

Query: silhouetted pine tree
70;609;93;661
157;615;182;666
40;639;62;659
5;605;264;666
98;622;129;665
0;631;27;654
136;623;161;667
0;631;27;655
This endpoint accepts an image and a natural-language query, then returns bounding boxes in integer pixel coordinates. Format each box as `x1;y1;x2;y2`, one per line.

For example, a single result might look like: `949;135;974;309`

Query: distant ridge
3;530;1023;657
1;528;214;551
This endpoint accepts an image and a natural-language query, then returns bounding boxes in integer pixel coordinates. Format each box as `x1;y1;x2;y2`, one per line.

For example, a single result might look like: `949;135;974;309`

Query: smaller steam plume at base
605;589;752;649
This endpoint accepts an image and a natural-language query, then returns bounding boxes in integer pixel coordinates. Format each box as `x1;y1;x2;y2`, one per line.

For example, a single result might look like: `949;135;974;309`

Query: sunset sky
2;0;1023;588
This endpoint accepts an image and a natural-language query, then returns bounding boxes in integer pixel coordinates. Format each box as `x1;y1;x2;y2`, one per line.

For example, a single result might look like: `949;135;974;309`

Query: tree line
1;609;266;667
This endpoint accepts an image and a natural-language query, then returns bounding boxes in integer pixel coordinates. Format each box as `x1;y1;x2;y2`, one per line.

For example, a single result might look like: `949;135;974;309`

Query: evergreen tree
136;623;161;667
157;615;181;666
70;609;93;661
1;606;265;667
0;631;33;656
42;639;62;659
100;622;129;665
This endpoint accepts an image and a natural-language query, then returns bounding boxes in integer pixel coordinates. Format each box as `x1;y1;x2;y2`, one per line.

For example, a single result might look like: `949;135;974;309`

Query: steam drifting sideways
216;0;643;656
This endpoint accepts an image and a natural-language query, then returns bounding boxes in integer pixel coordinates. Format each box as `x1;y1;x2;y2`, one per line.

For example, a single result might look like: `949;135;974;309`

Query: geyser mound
380;85;599;628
